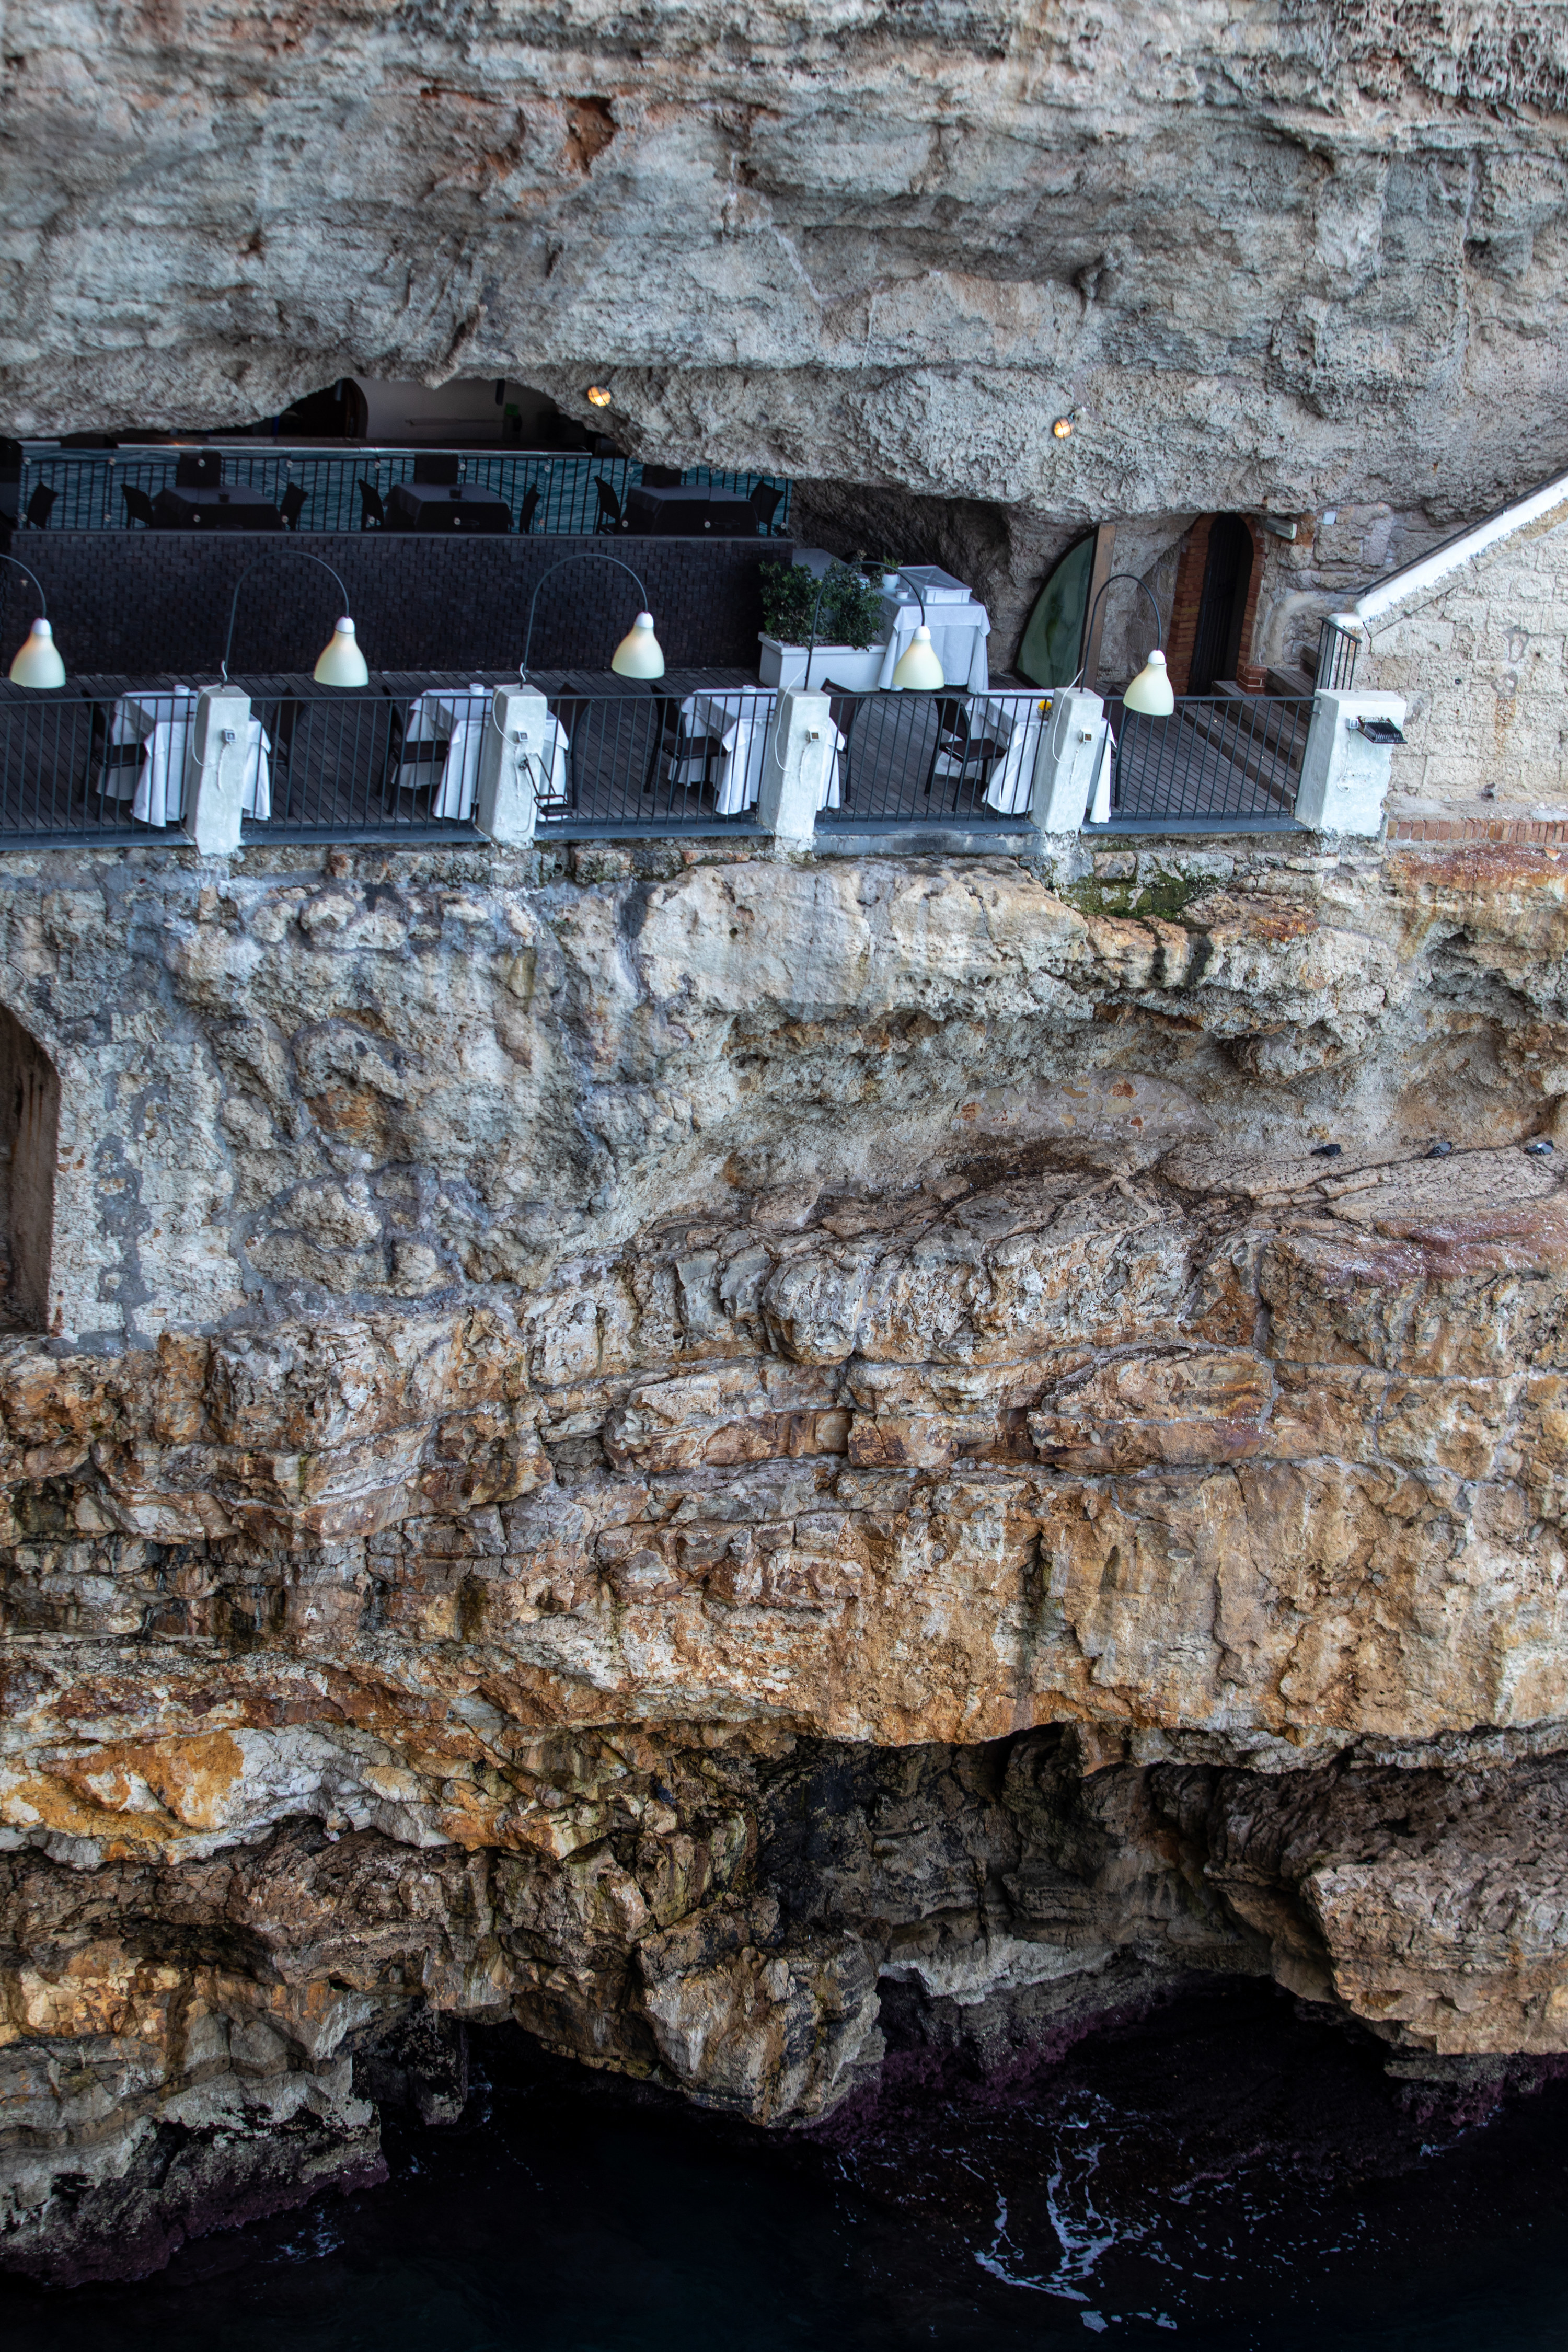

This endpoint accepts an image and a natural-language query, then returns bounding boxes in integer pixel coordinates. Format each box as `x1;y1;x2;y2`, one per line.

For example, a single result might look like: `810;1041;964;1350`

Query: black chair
357;480;385;529
639;465;682;489
121;483;156;527
412;454;460;487
279;483;307;531
823;682;864;809
24;484;56;528
643;695;725;802
750;484;784;535
922;694;1005;808
592;478;623;535
518;485;539;536
174;450;222;490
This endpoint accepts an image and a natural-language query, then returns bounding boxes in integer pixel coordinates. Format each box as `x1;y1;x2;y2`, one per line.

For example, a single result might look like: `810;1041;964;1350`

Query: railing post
758;688;833;844
183;686;254;855
1295;688;1408;835
1029;688;1106;839
476;685;548;845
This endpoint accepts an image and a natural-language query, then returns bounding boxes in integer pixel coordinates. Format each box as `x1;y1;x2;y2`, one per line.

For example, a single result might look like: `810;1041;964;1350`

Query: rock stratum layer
3;2;1567;521
5;831;1568;2278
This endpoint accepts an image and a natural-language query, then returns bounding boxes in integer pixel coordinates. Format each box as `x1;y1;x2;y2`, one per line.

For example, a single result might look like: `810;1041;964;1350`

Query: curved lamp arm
521;554;651;676
0;554;50;616
1073;570;1165;693
221;549;356;679
801;564;929;691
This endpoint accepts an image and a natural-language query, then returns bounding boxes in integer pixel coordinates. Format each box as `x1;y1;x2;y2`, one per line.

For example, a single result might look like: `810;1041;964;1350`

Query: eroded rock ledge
4;836;1568;2278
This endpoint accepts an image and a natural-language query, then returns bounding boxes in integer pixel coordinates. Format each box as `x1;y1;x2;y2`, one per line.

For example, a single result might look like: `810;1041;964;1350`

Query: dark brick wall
0;534;793;677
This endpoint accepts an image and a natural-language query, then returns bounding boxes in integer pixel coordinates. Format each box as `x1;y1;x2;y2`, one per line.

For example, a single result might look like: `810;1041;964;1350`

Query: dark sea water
7;1982;1568;2351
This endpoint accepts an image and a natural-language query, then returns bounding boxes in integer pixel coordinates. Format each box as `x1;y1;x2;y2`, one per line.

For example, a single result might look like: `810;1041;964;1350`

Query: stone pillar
1295;689;1409;835
476;686;549;846
1029;688;1106;839
182;687;253;856
757;688;834;844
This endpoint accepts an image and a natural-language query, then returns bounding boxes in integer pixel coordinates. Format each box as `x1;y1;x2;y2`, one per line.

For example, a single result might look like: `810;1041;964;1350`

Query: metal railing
0;679;195;841
1091;694;1312;831
8;449;792;538
528;671;774;836
1316;615;1362;691
0;675;510;845
811;687;1051;828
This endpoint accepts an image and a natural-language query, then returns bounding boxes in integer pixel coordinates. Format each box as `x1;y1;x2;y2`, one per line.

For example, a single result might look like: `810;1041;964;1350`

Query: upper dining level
0;444;791;542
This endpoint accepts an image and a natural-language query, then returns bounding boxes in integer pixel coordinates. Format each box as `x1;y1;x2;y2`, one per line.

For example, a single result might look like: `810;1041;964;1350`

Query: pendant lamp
1122;648;1174;716
0;557;66;689
610;610;665;679
891;623;945;692
314;617;370;687
9;617;66;690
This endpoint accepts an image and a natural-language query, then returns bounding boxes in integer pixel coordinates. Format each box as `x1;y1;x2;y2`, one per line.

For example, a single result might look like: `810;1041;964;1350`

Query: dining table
150;484;284;531
875;568;993;693
385;482;511;533
396;684;569;818
622;486;758;537
677;685;842;815
103;687;272;826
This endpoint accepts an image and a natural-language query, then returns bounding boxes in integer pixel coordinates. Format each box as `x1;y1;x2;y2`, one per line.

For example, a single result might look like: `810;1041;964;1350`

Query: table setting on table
873;566;992;693
101;688;272;827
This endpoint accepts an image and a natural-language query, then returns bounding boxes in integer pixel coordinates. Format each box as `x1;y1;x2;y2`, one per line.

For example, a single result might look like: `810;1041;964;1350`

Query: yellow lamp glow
612;610;665;679
1123;648;1174;716
891;623;944;691
9;617;65;689
1052;416;1074;439
586;386;613;409
314;617;370;687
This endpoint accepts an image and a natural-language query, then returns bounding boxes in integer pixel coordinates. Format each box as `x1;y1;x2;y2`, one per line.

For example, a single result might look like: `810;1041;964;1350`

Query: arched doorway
1187;514;1254;693
0;1008;59;1330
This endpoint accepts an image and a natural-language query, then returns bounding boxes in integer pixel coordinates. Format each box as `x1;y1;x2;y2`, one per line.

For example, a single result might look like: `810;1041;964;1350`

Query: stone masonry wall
1364;495;1568;808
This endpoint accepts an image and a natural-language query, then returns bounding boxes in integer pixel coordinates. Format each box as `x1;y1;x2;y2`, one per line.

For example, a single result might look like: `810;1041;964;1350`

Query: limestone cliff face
4;832;1568;2278
3;2;1566;522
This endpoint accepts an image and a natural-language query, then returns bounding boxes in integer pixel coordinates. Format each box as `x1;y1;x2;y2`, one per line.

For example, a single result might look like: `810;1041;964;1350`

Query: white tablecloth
874;590;991;693
976;694;1051;816
679;689;842;813
107;690;271;827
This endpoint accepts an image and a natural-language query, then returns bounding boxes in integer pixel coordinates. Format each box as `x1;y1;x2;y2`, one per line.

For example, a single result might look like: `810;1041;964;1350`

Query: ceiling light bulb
612;610;665;679
1052;416;1075;439
586;387;613;409
314;616;370;686
8;617;65;689
1123;648;1174;716
891;624;945;692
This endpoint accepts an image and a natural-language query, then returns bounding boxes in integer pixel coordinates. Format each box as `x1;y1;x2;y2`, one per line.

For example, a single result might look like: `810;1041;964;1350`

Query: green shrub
758;560;884;650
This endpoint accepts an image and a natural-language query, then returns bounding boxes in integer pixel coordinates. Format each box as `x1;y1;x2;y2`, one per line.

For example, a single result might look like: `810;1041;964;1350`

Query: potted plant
757;560;887;690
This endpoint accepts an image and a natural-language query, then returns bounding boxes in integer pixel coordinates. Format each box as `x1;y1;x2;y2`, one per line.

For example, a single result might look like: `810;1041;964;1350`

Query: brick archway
0;1008;59;1331
1166;515;1267;695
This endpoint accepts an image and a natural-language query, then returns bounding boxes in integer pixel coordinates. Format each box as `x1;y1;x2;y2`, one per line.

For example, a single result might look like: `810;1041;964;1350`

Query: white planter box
758;637;884;693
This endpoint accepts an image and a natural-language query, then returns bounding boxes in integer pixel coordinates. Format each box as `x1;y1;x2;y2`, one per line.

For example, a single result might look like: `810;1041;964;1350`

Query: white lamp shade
1123;648;1174;716
891;624;945;691
314;616;370;686
9;617;65;690
612;611;665;680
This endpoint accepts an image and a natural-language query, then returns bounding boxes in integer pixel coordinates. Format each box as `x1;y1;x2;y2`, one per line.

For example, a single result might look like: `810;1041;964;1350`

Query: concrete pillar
1295;689;1408;835
757;689;834;844
476;686;550;846
1029;688;1106;839
182;687;253;856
